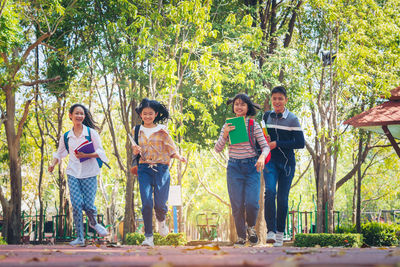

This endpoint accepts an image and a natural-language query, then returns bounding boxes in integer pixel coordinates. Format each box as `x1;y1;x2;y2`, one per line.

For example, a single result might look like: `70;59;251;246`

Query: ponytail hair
135;98;169;124
227;93;260;116
69;104;98;130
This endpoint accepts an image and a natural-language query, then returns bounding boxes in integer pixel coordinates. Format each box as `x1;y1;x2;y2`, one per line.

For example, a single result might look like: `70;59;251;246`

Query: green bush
294;233;363;247
0;236;7;245
361;222;400;247
164;233;187;246
125;232;187;246
125;232;145;245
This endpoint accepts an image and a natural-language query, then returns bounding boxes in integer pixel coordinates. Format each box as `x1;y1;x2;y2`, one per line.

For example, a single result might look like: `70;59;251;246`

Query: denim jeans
263;161;295;233
67;175;98;240
227;157;260;239
138;163;170;237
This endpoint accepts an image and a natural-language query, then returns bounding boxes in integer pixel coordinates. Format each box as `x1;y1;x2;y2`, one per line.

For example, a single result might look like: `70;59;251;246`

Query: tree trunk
4;87;22;244
255;173;266;244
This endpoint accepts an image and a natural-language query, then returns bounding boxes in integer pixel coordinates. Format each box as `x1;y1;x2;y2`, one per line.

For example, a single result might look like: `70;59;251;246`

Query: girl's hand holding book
75;151;95;159
223;123;235;139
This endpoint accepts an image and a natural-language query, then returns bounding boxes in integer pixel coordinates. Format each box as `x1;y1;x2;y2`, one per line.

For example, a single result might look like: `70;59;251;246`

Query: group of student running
49;86;305;247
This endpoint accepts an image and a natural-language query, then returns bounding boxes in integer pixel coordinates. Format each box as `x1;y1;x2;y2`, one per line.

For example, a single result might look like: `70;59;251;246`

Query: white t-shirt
140;124;166;138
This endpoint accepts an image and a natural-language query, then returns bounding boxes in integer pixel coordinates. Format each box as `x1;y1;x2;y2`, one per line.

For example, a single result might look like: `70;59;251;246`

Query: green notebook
226;116;249;144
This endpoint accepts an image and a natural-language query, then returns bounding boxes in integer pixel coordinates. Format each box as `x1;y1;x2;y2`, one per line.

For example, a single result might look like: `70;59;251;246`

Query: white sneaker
141;236;154;247
266;231;276;243
273;231;284;247
69;238;85;246
92;223;109;237
157;220;169;237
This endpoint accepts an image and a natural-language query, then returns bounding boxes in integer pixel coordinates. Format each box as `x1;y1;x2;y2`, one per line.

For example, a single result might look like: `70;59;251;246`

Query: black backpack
132;125;141;166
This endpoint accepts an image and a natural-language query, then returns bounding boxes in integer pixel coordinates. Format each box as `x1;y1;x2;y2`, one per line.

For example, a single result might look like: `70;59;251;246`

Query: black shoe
247;226;258;244
234;237;246;246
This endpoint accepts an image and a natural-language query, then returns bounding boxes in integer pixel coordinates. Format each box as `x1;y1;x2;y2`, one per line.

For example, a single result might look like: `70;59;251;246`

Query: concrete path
0;244;399;266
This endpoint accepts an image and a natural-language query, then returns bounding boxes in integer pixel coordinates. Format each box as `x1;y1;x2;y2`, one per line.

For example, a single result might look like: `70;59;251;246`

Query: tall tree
0;0;75;243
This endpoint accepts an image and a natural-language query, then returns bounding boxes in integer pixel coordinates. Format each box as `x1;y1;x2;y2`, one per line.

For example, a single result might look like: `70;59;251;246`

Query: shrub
125;232;145;245
153;233;164;245
361;222;400;247
125;232;187;246
294;233;363;247
164;233;187;246
0;236;7;245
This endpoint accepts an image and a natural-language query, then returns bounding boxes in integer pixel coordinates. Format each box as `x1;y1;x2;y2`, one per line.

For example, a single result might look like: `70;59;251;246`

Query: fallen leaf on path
388;250;400;257
285;250;313;255
214;251;228;255
106;243;122;248
0;255;7;260
330;250;347;257
150;262;174;267
61;251;77;255
41;249;53;255
85;256;104;262
26;257;48;262
147;250;161;256
184;245;220;251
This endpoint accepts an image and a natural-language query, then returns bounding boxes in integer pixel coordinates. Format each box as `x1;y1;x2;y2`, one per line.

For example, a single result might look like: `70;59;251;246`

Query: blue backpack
64;126;110;169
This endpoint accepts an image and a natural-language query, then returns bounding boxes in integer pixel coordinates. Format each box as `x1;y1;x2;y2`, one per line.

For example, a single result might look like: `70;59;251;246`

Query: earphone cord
274;118;291;177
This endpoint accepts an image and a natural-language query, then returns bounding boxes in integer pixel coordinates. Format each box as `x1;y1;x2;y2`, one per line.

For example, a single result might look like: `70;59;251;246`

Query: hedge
125;232;187;246
294;233;363;247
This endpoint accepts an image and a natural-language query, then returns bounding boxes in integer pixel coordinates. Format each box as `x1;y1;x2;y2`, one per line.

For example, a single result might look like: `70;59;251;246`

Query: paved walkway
0;244;399;266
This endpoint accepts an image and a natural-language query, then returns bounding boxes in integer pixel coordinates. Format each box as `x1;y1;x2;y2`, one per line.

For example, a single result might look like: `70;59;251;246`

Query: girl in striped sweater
214;93;270;245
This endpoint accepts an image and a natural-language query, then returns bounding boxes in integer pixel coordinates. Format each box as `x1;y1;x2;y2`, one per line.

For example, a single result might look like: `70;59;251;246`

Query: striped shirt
133;125;177;165
214;118;270;159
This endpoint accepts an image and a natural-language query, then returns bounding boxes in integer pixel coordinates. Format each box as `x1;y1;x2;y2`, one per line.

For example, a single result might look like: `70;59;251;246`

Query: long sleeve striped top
214;118;270;159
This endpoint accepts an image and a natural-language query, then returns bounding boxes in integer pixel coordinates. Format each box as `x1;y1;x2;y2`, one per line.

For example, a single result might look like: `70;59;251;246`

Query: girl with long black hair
49;104;109;246
132;98;186;247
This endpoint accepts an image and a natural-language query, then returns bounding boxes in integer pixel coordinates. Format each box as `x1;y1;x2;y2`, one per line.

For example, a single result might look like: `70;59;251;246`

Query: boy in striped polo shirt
263;86;305;247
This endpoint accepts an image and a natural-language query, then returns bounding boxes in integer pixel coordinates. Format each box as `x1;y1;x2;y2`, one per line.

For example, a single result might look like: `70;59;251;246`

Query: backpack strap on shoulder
64;131;70;153
86;126;91;142
134;125;140;145
247;119;256;150
134;125;141;161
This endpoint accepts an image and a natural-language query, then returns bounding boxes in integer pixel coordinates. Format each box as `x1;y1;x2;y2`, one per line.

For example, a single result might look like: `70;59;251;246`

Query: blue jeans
263;161;295;233
227;157;260;239
67;175;98;240
138;163;170;237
